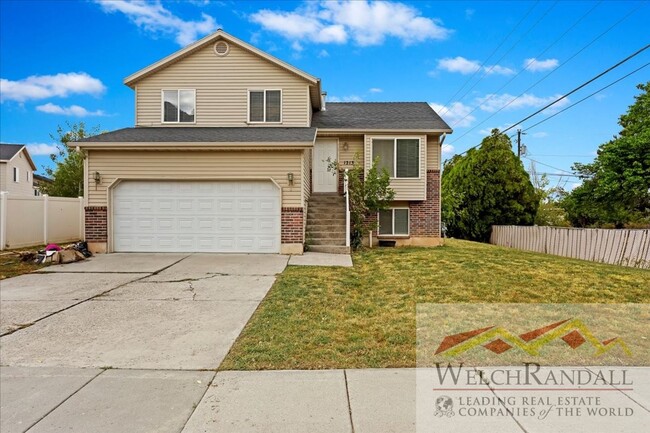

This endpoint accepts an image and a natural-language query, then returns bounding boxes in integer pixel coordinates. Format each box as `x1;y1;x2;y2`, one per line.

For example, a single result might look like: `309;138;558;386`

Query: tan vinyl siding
364;134;427;201
87;150;303;208
1;154;35;197
302;148;311;205
135;43;311;127
426;134;441;170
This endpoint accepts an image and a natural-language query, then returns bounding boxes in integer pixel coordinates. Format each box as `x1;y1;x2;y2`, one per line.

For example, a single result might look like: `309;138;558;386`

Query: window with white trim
162;90;195;123
372;138;420;178
249;90;282;123
13;167;19;182
378;208;409;236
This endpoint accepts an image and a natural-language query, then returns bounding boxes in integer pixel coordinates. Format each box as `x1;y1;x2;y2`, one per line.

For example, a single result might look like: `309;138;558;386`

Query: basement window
378;208;409;236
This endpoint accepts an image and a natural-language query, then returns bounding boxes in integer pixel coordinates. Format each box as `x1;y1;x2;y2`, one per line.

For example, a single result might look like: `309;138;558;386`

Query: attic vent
214;41;229;56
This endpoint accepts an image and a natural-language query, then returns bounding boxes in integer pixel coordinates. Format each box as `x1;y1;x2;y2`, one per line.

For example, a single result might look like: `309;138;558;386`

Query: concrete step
308;230;347;239
309;245;351;254
310;238;346;246
308;206;345;213
307;224;345;233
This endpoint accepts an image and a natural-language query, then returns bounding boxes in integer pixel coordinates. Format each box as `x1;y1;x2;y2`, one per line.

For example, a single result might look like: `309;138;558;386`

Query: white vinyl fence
490;225;650;269
0;192;84;250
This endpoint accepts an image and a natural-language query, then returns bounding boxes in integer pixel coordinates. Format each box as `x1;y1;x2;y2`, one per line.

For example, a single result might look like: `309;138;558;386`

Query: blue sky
1;1;648;189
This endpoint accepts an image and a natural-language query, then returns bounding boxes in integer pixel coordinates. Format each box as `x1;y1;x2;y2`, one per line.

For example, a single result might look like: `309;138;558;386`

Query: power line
524;157;575;175
500;45;649;135
448;1;601;128
522;62;650;133
438;1;540;117
446;1;560;120
449;2;646;144
456;44;650;156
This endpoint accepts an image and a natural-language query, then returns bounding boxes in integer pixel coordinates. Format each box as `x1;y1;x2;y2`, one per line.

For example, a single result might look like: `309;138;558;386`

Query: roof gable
0;144;36;170
124;30;320;89
311;102;453;131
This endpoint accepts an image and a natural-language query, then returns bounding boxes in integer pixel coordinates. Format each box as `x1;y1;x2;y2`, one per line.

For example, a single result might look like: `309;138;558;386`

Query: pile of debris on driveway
18;241;93;265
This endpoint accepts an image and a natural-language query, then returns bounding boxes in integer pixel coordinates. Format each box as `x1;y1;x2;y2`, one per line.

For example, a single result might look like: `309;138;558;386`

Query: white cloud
429;102;475;128
531;131;548;138
27;143;59;156
484;65;515;75
250;1;450;47
291;41;303;52
436;56;513;76
328;95;363;102
0;72;105;103
437;56;480;74
442;144;455;155
475;93;570;113
317;49;330;58
465;9;475;20
95;0;218;46
36;103;106;117
369;87;383;93
523;58;559;72
478;124;511;135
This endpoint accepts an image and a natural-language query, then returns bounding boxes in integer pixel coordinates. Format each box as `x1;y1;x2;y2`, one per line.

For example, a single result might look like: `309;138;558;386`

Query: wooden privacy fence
490;225;650;269
0;192;84;250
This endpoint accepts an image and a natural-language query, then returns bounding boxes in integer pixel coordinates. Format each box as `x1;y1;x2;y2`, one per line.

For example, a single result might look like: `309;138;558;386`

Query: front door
313;140;338;193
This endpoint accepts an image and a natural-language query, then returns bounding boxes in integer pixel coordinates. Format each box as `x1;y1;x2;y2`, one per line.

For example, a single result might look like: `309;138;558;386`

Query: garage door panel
113;181;281;253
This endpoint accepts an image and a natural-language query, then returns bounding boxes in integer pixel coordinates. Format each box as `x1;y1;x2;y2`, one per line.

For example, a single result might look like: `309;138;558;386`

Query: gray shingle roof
311;102;452;131
75;127;317;143
0;144;25;161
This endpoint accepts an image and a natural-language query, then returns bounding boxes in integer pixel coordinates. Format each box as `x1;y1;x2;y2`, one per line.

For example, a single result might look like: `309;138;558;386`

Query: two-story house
75;30;452;255
0;144;37;196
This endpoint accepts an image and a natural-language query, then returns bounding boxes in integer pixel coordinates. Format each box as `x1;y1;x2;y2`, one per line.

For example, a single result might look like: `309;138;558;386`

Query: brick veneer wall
281;207;304;243
85;206;108;242
409;170;441;237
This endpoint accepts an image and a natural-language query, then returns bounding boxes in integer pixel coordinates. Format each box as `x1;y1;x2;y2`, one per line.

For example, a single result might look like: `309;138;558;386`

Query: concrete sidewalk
2;367;647;432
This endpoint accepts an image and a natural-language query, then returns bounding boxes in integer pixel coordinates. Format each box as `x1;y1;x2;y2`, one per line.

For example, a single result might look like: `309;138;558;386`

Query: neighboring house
74;30;452;255
33;174;53;196
0;144;36;196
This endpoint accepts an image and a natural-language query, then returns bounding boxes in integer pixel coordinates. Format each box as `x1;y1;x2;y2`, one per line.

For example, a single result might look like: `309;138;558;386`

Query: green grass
0;246;47;280
220;239;650;370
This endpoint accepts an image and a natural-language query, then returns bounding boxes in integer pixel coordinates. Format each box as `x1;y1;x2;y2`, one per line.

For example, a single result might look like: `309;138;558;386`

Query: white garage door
112;180;280;253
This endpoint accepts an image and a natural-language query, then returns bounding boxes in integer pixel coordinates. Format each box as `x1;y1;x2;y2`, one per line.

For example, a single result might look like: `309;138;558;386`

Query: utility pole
517;129;526;158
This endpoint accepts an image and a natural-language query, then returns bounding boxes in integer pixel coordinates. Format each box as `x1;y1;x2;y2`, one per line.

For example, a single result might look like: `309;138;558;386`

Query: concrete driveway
0;253;288;433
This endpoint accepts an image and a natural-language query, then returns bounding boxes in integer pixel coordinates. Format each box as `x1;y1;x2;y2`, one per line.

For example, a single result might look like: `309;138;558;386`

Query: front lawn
220;239;650;370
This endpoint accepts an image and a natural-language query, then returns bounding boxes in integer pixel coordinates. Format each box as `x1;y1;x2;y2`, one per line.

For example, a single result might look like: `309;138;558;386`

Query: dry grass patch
220;239;650;370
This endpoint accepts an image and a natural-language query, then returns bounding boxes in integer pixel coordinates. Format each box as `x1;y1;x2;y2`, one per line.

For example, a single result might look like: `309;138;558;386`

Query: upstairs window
162;90;195;123
372;138;420;178
249;90;282;123
13;167;19;182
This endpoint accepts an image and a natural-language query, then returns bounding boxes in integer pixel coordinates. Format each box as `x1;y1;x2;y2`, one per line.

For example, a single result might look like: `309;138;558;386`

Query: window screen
394;209;409;235
249;91;264;122
396;139;419;178
265;90;281;122
163;90;179;122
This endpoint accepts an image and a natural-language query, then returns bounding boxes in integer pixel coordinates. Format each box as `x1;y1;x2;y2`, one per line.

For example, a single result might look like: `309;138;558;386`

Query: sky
1;0;648;189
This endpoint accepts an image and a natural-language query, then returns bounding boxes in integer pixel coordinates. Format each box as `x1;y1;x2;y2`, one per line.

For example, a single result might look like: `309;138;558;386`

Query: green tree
562;82;650;227
530;169;570;227
329;155;394;248
41;122;100;197
441;130;538;241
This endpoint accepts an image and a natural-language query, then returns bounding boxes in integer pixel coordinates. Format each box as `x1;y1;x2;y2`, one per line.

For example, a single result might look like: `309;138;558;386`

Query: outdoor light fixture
93;171;101;184
287;172;294;185
343;142;349;151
